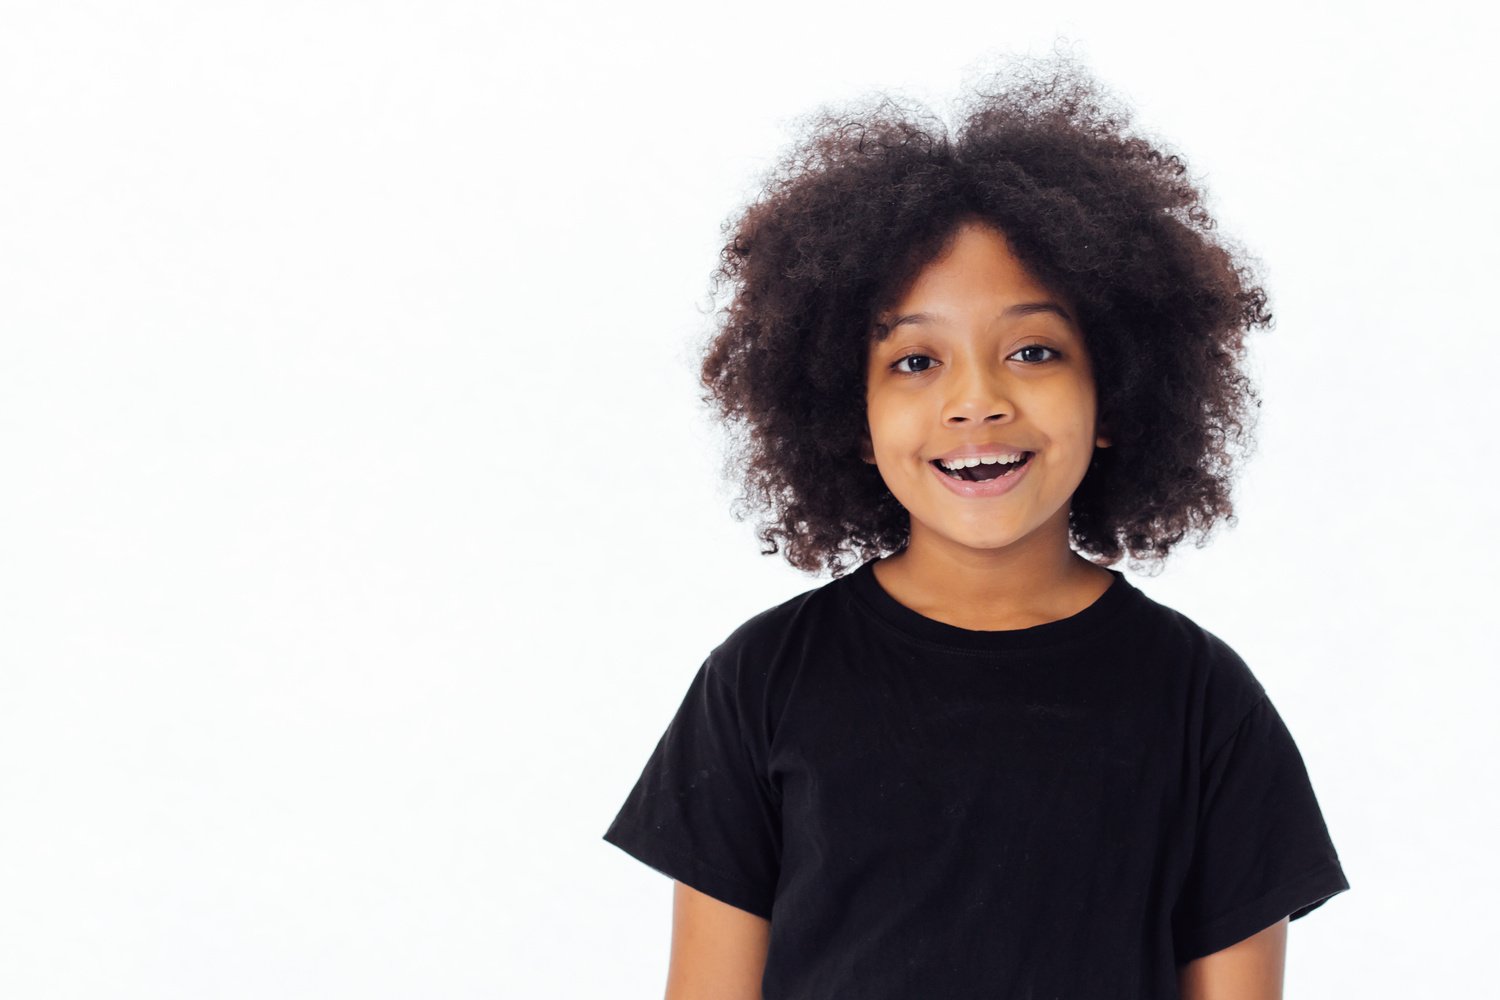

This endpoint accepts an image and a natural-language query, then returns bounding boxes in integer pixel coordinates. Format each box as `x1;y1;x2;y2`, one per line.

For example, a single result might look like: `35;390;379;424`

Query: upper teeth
939;453;1026;470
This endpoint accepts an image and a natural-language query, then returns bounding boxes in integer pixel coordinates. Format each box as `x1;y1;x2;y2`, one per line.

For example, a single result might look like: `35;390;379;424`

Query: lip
928;452;1034;498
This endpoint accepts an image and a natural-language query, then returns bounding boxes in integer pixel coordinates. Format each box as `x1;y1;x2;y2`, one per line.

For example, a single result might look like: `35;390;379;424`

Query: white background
1;2;1494;997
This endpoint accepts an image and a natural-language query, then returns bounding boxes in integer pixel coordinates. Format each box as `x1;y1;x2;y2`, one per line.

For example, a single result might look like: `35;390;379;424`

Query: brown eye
891;354;937;374
1011;345;1060;364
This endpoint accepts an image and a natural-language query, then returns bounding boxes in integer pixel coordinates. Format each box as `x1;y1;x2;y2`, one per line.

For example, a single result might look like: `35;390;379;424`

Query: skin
1179;917;1288;1000
665;881;770;1000
662;220;1287;997
859;220;1116;627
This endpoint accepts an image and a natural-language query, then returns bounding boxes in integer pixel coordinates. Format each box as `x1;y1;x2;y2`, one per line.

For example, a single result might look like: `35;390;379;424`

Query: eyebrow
872;302;1073;341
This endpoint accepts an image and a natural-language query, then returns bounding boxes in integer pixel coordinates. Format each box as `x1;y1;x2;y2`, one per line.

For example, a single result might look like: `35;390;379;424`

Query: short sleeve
601;654;781;920
1172;693;1351;964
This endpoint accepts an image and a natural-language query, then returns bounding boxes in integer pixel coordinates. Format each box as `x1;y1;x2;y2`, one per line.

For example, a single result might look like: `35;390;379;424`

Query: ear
859;426;877;464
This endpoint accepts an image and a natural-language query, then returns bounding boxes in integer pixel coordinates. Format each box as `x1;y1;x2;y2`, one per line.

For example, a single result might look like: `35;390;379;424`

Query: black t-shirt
602;559;1350;999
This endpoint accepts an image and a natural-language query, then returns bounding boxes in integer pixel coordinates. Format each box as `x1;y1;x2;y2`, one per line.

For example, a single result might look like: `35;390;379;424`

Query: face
860;221;1111;560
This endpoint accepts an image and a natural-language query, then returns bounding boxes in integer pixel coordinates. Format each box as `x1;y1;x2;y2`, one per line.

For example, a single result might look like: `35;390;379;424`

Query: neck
873;518;1113;630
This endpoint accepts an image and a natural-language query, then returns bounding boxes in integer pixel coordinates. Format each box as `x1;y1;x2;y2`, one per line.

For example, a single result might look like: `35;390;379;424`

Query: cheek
866;398;924;450
1048;385;1098;440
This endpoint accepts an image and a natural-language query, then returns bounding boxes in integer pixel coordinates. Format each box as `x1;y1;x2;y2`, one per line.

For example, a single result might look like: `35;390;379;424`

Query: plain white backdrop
1;1;1494;996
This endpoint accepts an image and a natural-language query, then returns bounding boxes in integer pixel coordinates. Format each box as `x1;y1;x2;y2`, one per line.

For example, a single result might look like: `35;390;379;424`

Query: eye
890;354;937;375
1011;344;1060;364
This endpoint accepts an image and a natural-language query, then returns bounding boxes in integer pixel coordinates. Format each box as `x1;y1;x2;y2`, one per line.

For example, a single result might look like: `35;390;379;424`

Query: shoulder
1128;587;1269;755
698;573;848;730
706;576;837;685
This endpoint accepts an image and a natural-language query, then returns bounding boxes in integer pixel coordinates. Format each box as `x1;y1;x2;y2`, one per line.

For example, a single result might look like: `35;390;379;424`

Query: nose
941;358;1016;425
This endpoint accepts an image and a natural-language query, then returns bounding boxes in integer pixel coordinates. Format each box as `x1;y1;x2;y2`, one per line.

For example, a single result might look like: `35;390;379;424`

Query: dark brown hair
695;51;1271;578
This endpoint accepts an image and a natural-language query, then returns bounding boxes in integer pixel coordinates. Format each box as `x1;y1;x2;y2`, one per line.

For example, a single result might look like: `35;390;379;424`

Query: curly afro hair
695;51;1272;579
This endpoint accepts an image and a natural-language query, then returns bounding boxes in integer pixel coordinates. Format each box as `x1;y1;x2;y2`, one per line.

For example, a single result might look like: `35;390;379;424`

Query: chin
961;536;1033;552
928;524;1034;549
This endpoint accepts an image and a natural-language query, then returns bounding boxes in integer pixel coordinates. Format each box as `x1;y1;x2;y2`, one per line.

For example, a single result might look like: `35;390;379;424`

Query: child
602;52;1350;999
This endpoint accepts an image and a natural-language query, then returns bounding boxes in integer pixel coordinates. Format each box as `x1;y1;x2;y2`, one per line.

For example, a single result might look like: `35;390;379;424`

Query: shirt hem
601;819;775;921
1175;858;1350;965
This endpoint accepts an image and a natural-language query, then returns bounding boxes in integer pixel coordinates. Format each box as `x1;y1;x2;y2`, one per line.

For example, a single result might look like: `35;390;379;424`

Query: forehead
872;301;1074;342
870;223;1077;341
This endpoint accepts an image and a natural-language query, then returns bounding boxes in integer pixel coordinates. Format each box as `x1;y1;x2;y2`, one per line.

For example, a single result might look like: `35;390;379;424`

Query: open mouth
931;453;1034;482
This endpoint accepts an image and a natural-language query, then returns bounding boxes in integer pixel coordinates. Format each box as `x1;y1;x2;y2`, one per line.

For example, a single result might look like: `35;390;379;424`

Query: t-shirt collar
844;556;1140;652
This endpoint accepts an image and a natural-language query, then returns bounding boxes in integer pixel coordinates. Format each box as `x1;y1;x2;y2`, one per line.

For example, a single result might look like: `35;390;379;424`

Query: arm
1178;916;1288;1000
664;880;771;1000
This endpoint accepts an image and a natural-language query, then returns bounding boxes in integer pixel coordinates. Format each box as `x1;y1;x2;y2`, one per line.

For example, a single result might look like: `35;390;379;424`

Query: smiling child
603;52;1350;1000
